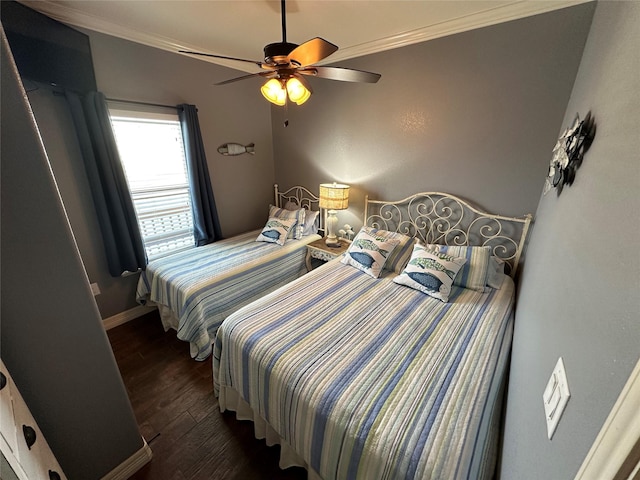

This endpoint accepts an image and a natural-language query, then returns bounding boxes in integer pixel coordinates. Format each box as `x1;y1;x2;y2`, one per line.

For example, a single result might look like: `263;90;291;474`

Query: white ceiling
21;0;589;73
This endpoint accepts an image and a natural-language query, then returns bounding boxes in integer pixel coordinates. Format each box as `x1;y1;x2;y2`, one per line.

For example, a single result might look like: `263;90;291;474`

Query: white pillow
302;210;320;236
256;216;296;246
341;227;400;278
487;256;506;289
393;244;466;302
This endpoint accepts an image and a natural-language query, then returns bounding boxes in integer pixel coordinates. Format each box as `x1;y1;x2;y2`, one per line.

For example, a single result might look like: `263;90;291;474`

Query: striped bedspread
136;230;320;360
213;259;515;479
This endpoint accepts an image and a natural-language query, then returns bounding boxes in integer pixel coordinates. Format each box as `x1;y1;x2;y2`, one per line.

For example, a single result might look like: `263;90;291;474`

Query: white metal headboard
364;192;533;277
274;184;324;230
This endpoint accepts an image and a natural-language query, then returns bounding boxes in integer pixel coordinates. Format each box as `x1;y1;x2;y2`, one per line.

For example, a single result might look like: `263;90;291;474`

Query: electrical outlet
543;357;570;440
90;282;101;296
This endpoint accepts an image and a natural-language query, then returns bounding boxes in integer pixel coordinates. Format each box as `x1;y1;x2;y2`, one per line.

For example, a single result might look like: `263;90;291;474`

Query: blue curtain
178;104;223;245
66;91;147;276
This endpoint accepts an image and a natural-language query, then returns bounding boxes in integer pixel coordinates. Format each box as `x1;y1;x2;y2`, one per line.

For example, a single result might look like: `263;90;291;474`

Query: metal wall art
544;112;596;195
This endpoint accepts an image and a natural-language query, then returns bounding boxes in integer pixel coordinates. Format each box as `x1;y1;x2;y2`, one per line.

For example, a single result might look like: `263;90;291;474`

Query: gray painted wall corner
501;2;640;478
1;30;143;479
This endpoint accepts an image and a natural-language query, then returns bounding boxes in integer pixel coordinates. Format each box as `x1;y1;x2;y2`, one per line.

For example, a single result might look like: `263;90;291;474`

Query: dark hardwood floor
107;311;308;480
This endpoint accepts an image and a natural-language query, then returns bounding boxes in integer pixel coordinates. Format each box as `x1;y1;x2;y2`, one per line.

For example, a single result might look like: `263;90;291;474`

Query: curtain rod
50;90;181;110
106;97;180;110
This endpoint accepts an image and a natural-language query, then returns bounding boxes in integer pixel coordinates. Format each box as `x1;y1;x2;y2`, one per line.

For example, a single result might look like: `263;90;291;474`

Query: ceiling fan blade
299;66;381;83
215;71;275;86
288;38;338;67
180;50;264;68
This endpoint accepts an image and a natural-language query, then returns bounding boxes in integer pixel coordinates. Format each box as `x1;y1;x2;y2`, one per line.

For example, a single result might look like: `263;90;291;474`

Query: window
109;107;195;260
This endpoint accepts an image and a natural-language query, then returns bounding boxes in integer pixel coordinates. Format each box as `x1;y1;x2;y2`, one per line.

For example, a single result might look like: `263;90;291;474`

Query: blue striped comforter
136;230;320;360
213;259;514;479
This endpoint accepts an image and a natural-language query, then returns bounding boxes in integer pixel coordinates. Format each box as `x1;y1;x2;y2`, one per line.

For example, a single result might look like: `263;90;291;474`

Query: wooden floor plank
107;311;307;480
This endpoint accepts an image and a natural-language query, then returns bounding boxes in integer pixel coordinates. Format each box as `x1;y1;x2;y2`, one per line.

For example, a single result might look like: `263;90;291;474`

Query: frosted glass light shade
286;77;312;105
261;79;286;106
319;183;349;210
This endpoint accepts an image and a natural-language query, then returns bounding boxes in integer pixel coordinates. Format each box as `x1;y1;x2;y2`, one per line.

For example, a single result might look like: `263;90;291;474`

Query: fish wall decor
217;142;255;156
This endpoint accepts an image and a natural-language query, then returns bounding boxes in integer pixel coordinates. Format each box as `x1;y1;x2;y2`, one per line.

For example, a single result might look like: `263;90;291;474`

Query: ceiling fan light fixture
286;77;312;105
261;78;287;106
181;0;381;108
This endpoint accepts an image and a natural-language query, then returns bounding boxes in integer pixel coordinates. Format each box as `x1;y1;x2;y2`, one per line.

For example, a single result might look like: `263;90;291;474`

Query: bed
213;192;532;479
136;184;322;360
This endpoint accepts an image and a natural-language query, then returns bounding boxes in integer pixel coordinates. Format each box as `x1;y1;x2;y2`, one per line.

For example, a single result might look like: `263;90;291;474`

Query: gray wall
272;4;596;230
26;28;275;319
501;2;640;478
1;31;143;479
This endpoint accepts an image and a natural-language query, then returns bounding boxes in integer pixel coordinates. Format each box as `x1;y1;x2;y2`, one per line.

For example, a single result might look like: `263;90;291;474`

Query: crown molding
324;0;592;65
21;0;592;73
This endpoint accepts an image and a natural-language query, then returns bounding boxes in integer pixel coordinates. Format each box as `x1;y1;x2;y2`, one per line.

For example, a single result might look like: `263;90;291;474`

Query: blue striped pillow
426;244;492;292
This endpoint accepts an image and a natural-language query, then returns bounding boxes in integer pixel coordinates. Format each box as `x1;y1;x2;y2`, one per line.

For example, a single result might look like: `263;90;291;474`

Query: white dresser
0;360;66;480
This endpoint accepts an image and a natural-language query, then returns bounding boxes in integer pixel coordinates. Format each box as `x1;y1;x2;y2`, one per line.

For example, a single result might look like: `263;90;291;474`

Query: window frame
109;105;196;261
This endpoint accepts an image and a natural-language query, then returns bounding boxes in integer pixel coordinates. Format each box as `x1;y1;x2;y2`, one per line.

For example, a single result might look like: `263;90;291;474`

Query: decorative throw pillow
341;227;400;278
269;205;305;239
362;227;416;273
393;244;466;302
425;244;492;292
256;216;296;246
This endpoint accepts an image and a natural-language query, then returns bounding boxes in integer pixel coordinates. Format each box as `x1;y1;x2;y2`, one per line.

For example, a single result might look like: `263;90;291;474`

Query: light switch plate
90;282;101;296
543;357;570;440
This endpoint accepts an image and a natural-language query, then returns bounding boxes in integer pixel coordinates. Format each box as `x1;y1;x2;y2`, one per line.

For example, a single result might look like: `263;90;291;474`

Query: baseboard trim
103;305;156;330
101;437;152;480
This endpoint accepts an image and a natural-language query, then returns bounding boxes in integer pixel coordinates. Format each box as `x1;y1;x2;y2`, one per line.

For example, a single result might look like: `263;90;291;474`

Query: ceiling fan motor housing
264;42;298;65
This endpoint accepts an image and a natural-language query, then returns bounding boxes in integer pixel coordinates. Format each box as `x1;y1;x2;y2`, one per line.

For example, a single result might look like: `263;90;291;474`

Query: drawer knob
49;470;61;480
23;425;37;449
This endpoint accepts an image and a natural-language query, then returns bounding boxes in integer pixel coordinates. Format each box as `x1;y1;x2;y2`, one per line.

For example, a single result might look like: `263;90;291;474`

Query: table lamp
319;182;350;247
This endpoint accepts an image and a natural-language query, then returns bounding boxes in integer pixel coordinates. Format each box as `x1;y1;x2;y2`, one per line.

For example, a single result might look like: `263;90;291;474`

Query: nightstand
305;237;350;271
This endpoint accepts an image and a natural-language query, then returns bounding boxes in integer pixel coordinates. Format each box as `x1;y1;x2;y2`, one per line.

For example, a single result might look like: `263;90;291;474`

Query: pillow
393;244;466;302
284;201;319;236
302;210;320;236
269;205;305;239
362;227;415;273
256;216;296;246
341;227;400;278
424;244;492;292
487;256;506;289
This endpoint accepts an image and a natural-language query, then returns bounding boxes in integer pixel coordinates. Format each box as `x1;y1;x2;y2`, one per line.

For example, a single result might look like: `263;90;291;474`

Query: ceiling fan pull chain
284;97;289;127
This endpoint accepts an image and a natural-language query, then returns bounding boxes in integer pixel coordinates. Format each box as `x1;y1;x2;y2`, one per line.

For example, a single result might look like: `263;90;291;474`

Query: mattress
213;259;515;479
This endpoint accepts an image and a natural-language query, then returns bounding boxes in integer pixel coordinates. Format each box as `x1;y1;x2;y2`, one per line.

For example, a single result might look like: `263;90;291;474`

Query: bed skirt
218;386;322;480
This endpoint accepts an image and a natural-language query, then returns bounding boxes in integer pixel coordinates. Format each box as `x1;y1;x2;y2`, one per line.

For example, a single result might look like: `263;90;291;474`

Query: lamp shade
286;77;312;105
261;76;312;106
261;78;286;106
319;183;349;210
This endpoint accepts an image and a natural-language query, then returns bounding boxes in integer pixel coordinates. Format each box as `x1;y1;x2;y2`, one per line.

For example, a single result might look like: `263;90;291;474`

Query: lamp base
325;236;341;248
324;209;341;248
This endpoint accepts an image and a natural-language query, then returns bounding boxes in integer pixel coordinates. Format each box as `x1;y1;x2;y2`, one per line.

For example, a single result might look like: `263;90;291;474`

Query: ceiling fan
179;0;381;107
